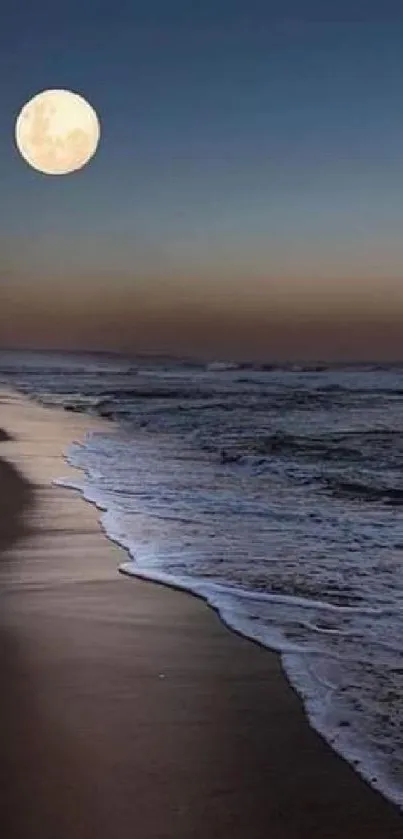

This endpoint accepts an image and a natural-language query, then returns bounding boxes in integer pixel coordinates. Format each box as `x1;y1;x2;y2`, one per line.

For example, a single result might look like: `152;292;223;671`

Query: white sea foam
55;422;403;812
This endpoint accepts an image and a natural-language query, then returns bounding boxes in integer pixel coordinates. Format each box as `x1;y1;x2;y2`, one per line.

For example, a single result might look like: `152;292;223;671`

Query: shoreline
1;389;403;837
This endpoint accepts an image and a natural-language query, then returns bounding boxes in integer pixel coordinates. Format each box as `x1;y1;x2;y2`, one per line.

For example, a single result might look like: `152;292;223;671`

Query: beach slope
0;390;402;838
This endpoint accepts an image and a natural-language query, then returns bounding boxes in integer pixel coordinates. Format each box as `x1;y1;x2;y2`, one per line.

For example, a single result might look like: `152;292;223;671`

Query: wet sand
0;389;402;838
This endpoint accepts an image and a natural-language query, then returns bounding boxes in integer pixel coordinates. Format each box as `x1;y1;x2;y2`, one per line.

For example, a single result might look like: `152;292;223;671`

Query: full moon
15;89;101;175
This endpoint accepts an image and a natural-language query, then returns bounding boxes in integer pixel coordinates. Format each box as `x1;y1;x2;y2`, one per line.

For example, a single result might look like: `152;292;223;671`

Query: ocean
1;349;403;810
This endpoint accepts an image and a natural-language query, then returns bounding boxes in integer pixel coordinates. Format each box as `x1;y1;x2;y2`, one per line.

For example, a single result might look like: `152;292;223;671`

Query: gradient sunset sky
1;1;403;361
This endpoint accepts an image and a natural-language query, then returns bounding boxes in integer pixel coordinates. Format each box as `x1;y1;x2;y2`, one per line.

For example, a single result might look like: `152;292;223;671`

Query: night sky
2;1;403;361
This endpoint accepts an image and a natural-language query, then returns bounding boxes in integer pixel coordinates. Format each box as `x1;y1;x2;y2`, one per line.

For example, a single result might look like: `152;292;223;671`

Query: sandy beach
1;389;402;838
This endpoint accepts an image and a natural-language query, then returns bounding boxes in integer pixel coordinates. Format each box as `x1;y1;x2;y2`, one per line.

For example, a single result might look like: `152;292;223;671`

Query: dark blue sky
2;1;403;359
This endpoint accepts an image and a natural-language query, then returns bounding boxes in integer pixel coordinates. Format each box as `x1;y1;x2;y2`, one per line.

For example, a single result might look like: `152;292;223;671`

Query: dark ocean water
1;349;403;809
